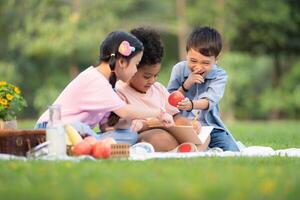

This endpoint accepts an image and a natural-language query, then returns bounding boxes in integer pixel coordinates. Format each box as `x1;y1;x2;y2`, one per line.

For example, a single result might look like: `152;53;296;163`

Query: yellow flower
0;81;7;86
6;94;13;101
0;81;26;120
0;98;8;106
14;86;21;94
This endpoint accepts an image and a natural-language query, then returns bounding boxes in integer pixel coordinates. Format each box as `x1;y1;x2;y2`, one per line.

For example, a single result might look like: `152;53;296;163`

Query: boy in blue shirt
167;26;239;152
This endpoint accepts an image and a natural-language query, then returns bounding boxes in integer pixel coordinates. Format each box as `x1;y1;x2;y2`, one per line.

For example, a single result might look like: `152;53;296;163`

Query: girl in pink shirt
108;28;210;151
36;31;174;144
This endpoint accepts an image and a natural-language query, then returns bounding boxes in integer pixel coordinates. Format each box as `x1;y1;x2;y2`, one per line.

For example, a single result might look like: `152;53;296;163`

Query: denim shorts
208;128;240;152
35;121;48;129
35;121;138;146
35;121;99;137
96;129;138;146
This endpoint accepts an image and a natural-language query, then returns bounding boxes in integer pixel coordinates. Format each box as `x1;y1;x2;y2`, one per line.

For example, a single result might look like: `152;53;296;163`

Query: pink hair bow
118;41;135;56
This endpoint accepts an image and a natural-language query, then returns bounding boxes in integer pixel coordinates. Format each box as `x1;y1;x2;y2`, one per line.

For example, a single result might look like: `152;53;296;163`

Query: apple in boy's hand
168;91;185;107
72;141;92;156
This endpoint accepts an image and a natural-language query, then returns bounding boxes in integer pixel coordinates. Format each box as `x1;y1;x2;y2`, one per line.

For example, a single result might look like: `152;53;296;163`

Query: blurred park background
1;0;300;121
1;1;300;199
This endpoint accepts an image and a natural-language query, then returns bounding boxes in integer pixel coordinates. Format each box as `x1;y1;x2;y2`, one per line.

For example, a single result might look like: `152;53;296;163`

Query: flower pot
0;119;17;130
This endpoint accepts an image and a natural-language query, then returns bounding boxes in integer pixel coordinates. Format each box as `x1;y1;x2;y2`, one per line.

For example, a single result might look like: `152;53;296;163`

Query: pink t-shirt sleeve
116;90;129;103
79;78;125;112
79;77;126;125
37;67;126;128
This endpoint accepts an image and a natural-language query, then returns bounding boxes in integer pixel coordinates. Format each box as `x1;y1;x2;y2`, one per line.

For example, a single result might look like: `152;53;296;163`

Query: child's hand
177;98;193;111
130;120;144;132
192;120;201;135
184;68;205;89
159;111;175;127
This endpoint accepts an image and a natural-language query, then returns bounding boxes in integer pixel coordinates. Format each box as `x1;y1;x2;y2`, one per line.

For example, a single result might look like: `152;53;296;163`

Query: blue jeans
35;121;98;138
96;129;138;146
35;121;138;145
208;128;240;152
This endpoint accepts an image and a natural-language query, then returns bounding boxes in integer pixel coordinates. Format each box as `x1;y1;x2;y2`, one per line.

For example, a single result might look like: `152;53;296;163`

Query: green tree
2;0;139;116
230;0;300;118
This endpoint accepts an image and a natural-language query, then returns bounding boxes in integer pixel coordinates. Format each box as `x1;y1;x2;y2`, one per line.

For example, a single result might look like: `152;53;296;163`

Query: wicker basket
110;143;130;158
67;143;130;159
0;129;46;156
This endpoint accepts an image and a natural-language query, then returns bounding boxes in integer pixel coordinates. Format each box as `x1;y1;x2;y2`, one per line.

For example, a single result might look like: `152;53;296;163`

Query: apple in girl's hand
168;91;185;107
83;136;97;146
72;141;92;156
92;140;112;159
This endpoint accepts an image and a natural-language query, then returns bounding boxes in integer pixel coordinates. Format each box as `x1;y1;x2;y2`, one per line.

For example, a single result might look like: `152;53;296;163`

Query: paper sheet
198;126;214;143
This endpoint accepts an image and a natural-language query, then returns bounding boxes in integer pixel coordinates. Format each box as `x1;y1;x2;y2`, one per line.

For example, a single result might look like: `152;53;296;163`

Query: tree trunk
269;53;282;119
216;0;230;52
216;0;234;120
272;53;281;88
69;0;80;79
176;0;188;60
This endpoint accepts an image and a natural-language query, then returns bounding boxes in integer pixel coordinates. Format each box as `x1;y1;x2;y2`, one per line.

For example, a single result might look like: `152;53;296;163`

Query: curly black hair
130;27;164;68
107;28;164;127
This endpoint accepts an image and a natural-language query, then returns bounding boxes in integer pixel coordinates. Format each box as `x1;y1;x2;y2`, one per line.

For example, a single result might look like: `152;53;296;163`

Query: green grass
1;120;300;200
227;120;300;149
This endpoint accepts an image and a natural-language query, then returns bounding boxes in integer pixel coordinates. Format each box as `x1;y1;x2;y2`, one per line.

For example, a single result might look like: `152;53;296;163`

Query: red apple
72;141;92;156
92;141;112;159
168;91;185;107
83;136;97;146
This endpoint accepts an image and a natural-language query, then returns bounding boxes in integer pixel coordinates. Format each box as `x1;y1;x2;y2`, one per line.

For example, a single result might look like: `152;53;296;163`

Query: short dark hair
130;27;164;68
186;26;222;57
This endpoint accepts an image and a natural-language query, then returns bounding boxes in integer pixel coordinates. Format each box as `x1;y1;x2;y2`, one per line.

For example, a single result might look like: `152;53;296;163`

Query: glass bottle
46;104;66;156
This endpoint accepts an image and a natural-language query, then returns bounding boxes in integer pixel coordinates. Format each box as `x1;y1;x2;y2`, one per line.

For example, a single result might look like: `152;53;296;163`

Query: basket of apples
65;125;129;159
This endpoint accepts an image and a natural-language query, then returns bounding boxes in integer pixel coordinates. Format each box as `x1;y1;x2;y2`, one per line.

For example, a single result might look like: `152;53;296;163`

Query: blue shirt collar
184;64;218;80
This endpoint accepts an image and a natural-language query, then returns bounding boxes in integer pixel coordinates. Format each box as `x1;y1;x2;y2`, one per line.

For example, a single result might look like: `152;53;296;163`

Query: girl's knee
138;129;178;152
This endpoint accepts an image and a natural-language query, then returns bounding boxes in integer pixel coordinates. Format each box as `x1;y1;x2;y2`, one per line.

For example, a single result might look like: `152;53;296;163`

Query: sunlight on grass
2;120;299;199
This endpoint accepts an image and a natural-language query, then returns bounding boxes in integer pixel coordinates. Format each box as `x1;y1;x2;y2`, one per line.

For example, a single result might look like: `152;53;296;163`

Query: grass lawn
0;120;299;200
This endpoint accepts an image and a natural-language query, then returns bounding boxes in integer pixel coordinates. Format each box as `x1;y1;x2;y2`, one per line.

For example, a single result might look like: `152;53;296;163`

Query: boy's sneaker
208;147;223;153
130;142;155;154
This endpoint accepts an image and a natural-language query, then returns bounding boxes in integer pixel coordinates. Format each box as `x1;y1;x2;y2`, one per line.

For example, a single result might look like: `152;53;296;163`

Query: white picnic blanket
129;146;300;160
1;126;299;161
1;146;300;161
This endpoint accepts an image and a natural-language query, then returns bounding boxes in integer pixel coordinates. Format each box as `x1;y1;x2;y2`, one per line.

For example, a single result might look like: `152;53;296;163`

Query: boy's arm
192;98;210;110
193;70;227;110
181;68;205;93
196;70;227;111
167;63;183;93
178;70;227;111
177;98;209;111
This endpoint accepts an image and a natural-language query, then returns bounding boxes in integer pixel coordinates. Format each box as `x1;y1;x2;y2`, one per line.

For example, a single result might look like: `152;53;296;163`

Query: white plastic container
46;105;66;156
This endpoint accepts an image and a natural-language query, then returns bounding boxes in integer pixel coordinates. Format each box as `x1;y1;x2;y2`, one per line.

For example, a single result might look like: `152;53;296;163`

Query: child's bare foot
196;135;211;151
196;144;208;152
